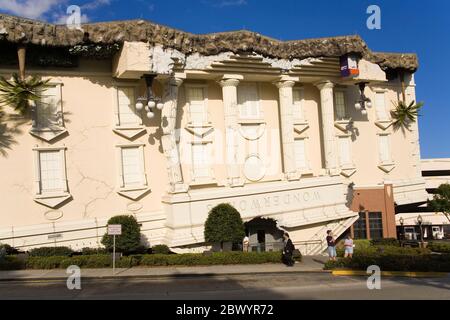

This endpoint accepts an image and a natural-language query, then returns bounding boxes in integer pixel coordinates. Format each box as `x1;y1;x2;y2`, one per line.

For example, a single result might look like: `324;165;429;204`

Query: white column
275;80;298;181
161;76;188;193
220;76;244;187
315;81;339;175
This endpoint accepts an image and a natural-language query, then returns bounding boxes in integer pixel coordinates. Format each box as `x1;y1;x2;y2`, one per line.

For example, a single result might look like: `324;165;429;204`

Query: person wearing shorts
344;234;354;258
326;230;337;261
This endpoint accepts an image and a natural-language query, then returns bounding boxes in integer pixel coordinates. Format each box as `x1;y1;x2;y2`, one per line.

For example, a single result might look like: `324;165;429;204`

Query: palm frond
0;74;51;115
391;100;424;130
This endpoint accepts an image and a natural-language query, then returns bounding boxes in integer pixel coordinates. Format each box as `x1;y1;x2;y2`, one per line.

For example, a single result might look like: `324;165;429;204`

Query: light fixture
399;217;404;226
355;82;372;114
135;74;163;119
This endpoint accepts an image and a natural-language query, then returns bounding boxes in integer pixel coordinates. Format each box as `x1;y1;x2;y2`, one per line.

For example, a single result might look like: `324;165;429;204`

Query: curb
0;269;332;283
332;270;450;278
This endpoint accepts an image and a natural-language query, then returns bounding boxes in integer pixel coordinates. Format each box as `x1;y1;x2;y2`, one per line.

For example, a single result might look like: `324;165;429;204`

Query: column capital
219;78;241;88
274;80;296;89
171;77;184;87
315;81;335;91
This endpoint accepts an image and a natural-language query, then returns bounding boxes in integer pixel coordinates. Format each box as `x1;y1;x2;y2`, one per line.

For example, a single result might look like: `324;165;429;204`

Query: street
0;273;449;300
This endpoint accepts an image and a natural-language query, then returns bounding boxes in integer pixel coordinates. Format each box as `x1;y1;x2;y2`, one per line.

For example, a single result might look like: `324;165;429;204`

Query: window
186;86;208;125
192;143;211;180
116;87;140;127
292;88;305;121
378;135;392;164
375;92;388;120
119;146;147;189
369;212;384;240
38;150;66;194
238;83;261;119
334;91;347;120
338;136;352;167
294;139;307;170
35;85;62;130
353;212;368;239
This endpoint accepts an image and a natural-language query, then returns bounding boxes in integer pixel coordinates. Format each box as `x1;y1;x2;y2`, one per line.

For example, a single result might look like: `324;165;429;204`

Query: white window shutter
121;147;143;188
117;87;139;126
375;92;388;120
187;87;207;125
294;139;307;169
379;135;391;163
334;91;346;120
338;136;352;166
39;150;65;194
238;84;260;119
293;89;304;121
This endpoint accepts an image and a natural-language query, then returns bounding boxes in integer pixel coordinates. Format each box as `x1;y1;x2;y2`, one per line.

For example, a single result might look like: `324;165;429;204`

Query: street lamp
399;217;405;241
417;215;424;245
136;75;164;120
355;82;372;115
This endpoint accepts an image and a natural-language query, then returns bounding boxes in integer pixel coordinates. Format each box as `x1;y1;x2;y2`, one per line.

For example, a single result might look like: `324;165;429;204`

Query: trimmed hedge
325;253;450;272
370;238;400;247
28;247;73;257
0;256;25;271
428;242;450;254
151;245;172;255
81;247;108;255
337;244;430;258
6;251;299;270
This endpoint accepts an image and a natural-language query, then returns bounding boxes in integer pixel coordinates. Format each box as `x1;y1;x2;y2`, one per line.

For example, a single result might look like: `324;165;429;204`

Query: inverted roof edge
0;13;418;72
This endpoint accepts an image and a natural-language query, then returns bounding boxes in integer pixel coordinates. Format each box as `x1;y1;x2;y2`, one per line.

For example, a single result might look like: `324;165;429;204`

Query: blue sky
1;0;449;158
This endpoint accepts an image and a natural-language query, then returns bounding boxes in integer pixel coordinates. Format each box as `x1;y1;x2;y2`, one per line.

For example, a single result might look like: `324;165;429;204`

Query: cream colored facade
0;38;428;254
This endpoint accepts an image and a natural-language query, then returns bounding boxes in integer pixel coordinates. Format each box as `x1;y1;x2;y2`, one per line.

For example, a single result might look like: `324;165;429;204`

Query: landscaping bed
0;251;299;271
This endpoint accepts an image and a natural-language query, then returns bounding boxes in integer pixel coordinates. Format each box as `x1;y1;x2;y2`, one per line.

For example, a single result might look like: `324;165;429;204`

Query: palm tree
391;100;424;130
0;73;51;116
390;71;424;130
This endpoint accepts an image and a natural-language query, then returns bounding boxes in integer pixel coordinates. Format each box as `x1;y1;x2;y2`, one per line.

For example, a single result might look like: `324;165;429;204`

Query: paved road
0;273;449;300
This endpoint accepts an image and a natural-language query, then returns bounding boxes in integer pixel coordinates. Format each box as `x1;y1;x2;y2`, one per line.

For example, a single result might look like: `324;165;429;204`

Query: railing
293;240;324;256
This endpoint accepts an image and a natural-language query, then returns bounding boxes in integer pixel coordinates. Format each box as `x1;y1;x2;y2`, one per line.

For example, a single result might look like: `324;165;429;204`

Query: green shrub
26;256;66;269
0;256;25;270
28;247;73;257
151;245;172;255
204;204;245;248
101;215;143;254
324;253;450;272
370;238;400;247
0;243;18;256
81;247;108;255
428;242;450;254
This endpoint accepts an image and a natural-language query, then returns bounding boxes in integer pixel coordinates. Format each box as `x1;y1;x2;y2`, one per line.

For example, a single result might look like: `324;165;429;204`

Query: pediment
378;164;396;173
113;127;147;140
375;120;393;131
334;120;353;133
30;128;68;142
185;126;214;138
341;167;357;178
294;122;310;135
118;188;151;200
34;194;72;208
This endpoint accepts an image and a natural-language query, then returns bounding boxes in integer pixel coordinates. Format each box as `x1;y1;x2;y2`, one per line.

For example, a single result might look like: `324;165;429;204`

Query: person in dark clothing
282;232;295;267
326;230;337;261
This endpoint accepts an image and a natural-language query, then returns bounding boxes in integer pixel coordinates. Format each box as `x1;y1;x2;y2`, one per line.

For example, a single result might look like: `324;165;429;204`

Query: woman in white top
344;234;354;258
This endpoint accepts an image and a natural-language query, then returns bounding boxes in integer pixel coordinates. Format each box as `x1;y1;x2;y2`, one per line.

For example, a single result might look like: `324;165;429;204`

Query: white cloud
0;0;63;19
81;0;111;10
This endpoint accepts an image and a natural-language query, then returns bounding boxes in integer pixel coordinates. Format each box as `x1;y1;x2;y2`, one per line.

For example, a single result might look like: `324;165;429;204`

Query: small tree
204;204;245;251
429;184;450;223
101;215;142;254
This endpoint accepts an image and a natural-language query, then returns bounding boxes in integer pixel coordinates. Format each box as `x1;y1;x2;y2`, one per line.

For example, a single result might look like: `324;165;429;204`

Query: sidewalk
0;256;329;282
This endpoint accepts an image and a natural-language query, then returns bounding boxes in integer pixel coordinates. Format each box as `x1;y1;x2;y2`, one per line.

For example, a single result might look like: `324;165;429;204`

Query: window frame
292;87;306;122
113;84;143;129
185;84;210;127
377;133;393;165
32;82;65;132
33;146;69;197
293;137;310;172
116;143;148;191
374;90;389;121
337;134;354;168
237;82;263;121
334;90;348;121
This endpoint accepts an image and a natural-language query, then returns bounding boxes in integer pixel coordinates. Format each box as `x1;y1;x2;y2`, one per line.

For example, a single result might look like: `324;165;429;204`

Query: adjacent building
0;14;429;254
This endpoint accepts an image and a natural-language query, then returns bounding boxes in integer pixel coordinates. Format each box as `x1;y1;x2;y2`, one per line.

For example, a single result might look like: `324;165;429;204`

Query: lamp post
354;82;372;115
417;215;424;247
136;75;164;120
399;217;405;241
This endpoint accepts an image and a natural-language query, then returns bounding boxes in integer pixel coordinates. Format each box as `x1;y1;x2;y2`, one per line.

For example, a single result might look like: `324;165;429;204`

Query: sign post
107;224;122;275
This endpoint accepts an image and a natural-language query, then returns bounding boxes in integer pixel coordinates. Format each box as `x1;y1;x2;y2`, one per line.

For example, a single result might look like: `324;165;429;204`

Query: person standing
243;235;250;252
326;230;337;261
344;234;354;259
282;232;295;267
